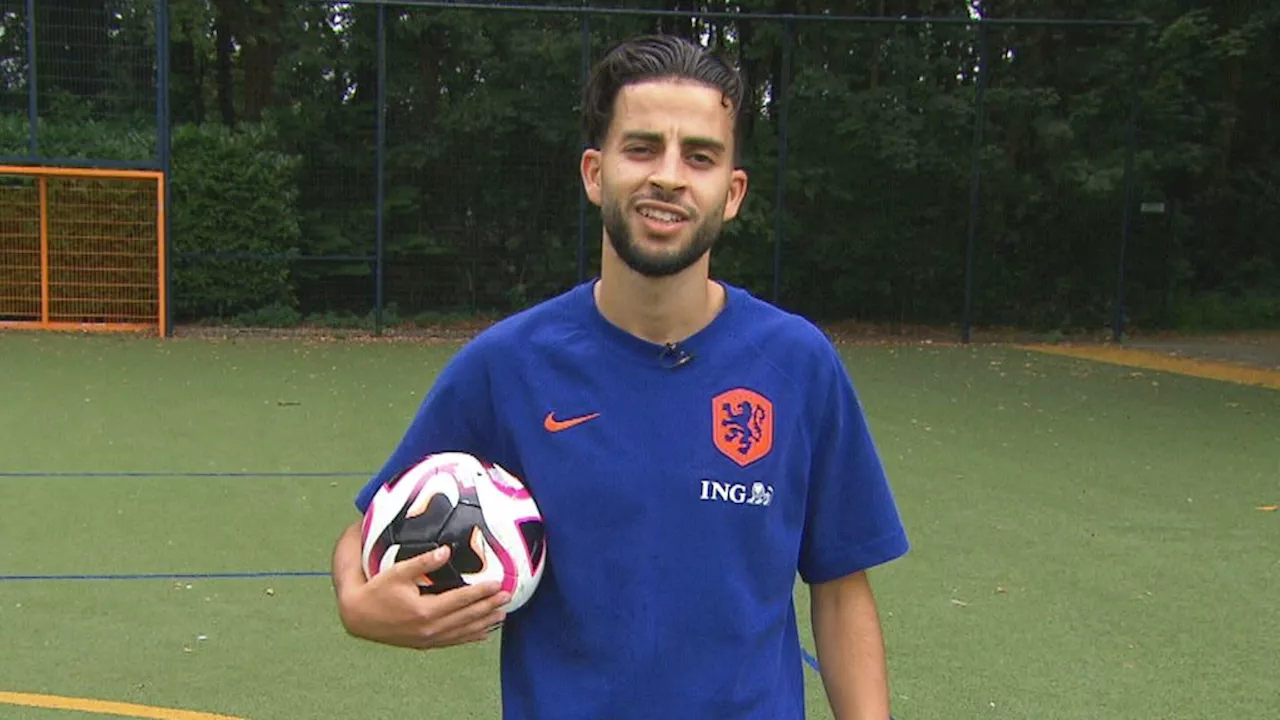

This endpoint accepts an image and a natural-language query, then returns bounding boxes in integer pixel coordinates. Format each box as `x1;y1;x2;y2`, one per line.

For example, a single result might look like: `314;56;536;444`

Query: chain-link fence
4;1;1156;339
0;0;163;167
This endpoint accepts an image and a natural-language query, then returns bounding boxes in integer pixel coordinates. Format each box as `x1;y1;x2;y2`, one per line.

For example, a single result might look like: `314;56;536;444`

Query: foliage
169;121;302;320
0;110;154;161
4;0;1277;331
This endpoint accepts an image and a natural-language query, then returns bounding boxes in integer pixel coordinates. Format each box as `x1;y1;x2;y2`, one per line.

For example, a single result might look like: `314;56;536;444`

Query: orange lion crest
713;388;774;467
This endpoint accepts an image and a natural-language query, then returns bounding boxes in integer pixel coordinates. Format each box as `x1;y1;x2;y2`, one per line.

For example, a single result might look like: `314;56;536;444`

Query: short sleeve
797;343;909;585
353;341;498;513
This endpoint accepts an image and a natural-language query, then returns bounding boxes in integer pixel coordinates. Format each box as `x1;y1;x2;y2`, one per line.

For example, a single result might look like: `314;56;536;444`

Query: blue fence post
25;0;37;157
1113;21;1150;343
157;0;173;336
375;2;388;334
962;19;988;345
771;18;793;307
577;5;591;285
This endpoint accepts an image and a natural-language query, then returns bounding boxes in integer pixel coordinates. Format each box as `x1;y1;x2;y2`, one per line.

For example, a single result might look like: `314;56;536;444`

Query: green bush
1176;289;1280;331
170;122;302;321
0;103;154;161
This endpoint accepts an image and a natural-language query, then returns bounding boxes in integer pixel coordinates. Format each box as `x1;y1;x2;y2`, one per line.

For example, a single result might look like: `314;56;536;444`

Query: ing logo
700;479;774;507
713;388;774;467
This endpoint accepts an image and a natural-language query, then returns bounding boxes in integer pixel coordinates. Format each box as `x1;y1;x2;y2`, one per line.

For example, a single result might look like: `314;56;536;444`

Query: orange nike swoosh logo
544;411;600;433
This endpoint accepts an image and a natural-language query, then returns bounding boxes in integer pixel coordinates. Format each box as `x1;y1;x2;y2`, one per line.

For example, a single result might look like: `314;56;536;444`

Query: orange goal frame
0;165;167;337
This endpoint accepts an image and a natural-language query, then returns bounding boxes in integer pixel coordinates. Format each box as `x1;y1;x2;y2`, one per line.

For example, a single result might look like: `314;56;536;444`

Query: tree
14;0;1276;329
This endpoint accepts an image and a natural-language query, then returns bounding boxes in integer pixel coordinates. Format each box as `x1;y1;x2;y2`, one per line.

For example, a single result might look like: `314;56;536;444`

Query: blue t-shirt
355;280;909;719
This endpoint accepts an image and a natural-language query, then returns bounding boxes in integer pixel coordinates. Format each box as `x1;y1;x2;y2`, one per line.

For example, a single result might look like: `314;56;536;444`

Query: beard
601;189;727;278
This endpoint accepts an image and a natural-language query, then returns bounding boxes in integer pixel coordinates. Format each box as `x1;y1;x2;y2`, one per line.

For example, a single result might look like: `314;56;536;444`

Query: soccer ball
360;452;547;614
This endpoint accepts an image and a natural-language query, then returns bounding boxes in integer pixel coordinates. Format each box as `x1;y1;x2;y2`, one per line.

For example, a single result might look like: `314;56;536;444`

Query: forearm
331;520;366;605
811;571;892;720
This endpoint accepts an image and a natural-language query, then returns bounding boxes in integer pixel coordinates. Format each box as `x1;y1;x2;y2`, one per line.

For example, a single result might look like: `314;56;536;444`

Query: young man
331;34;909;719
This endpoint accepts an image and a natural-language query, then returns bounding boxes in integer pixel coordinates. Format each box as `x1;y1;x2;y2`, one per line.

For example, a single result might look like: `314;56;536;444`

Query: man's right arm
331;519;510;650
336;339;509;650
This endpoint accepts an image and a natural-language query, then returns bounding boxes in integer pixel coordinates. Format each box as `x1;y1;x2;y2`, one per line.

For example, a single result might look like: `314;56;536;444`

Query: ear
580;148;603;207
721;168;749;221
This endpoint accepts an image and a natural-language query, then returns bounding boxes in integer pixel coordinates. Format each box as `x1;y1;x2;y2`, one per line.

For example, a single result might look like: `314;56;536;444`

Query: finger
427;629;492;649
427;608;507;648
413;588;508;648
424;579;507;616
430;590;510;633
393;545;452;579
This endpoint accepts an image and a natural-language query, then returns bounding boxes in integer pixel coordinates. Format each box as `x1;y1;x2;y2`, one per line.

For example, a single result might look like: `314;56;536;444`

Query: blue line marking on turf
801;647;820;672
4;471;831;678
0;571;329;581
0;471;368;478
0;571;829;677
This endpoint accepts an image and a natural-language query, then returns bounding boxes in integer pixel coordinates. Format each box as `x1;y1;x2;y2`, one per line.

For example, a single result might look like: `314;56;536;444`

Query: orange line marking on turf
1019;344;1280;391
0;691;244;720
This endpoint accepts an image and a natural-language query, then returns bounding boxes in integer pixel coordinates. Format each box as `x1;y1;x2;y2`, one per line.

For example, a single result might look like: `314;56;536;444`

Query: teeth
639;207;682;223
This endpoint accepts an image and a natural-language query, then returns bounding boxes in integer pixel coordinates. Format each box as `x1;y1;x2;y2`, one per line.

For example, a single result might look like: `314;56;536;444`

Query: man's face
582;79;748;278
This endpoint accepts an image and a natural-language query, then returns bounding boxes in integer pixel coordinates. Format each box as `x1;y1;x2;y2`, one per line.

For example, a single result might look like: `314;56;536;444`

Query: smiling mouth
633;198;694;233
637;206;686;223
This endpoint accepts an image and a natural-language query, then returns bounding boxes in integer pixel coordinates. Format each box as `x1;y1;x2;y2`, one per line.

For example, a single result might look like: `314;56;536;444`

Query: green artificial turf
1;332;1275;719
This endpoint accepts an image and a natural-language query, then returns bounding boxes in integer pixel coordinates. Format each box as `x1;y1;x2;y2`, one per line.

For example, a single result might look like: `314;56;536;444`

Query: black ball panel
519;520;547;574
383;482;494;595
420;561;465;596
392;491;455;546
436;501;488;574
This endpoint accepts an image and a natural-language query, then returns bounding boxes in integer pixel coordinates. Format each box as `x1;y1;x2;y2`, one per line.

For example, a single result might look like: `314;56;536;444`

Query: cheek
700;179;734;210
602;170;637;205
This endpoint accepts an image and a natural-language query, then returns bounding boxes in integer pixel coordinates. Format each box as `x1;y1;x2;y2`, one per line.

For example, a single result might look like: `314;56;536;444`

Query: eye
625;145;655;156
689;153;715;167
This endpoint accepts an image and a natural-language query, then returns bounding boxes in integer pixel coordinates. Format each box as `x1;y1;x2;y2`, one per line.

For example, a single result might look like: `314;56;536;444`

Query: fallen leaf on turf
950;599;969;607
1258;505;1278;512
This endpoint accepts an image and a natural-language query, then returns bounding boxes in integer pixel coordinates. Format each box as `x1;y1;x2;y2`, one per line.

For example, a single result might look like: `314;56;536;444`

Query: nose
648;146;687;194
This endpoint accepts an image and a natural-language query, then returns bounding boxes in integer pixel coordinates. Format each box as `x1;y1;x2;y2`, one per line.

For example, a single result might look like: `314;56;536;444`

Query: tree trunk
239;0;287;122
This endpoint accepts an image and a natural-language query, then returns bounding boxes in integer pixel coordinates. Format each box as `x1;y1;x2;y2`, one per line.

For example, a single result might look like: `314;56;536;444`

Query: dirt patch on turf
1021;335;1280;391
170;318;1042;347
169;319;1280;391
1125;331;1280;371
171;322;494;344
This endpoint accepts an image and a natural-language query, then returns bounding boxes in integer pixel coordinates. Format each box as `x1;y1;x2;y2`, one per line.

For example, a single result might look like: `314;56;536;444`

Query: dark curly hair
581;34;746;164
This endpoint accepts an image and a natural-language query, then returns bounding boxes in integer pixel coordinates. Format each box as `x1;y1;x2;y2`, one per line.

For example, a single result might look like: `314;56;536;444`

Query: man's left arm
811;570;892;720
799;334;907;719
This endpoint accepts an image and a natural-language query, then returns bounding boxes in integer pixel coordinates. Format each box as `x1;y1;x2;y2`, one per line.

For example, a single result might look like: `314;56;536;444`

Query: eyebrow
620;131;727;154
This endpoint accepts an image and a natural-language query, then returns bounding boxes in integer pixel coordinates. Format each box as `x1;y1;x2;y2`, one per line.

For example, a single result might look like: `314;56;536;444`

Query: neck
595;243;724;346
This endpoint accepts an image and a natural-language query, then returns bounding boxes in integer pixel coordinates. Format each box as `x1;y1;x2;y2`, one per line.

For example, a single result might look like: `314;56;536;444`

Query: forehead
608;79;734;145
